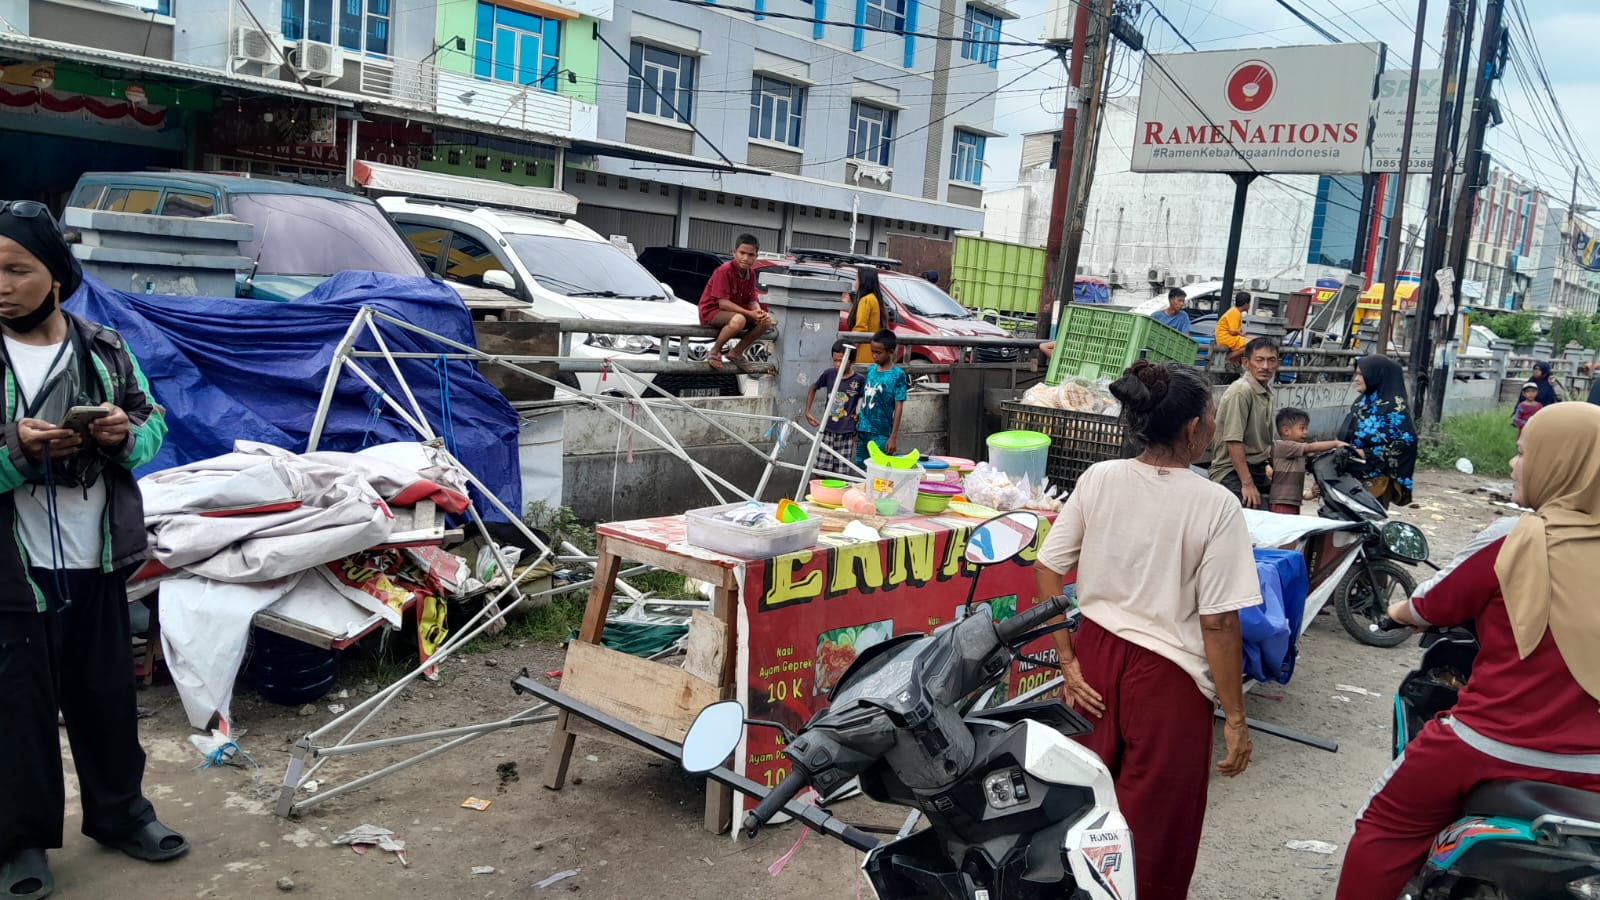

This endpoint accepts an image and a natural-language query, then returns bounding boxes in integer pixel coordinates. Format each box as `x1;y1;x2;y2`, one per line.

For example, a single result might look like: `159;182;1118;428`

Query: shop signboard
1370;68;1478;173
1132;43;1383;175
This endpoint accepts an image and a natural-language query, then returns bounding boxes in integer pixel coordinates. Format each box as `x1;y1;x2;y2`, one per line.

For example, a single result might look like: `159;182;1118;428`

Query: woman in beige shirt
1033;360;1261;900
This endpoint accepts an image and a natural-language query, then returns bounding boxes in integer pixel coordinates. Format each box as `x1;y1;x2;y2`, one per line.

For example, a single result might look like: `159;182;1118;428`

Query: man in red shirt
698;234;774;370
1335;403;1600;900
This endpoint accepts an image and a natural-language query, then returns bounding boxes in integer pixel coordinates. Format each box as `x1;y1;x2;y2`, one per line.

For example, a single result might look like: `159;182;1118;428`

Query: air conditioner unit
291;40;344;82
1250;278;1269;291
232;26;280;67
1184;274;1200;284
1107;269;1123;285
1165;276;1183;288
1076;266;1086;276
1147;268;1163;283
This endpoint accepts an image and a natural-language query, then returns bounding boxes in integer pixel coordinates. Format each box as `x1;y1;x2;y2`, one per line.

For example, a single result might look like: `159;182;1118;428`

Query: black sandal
1;848;53;899
100;820;189;863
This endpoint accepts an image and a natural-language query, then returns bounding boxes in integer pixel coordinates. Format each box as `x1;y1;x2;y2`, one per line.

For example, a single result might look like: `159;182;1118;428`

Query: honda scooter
681;510;1136;900
1374;614;1600;898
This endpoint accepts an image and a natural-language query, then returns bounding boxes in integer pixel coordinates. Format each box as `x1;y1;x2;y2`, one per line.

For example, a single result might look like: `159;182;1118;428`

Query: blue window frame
627;42;696;123
950;129;985;185
283;0;385;53
474;4;562;90
961;6;1000;67
749;76;804;147
849;101;895;166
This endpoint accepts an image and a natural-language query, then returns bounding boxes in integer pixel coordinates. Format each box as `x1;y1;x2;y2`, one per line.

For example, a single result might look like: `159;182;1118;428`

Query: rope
358;391;385;449
194;738;262;783
433;356;458;457
41;439;69;608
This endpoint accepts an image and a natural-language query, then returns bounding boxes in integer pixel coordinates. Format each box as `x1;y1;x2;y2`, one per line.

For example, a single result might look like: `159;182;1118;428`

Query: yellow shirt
1215;306;1247;354
850;292;881;363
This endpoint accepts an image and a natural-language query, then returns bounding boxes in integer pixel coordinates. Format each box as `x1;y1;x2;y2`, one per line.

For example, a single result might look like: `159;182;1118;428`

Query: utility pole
1407;0;1467;421
1375;0;1430;355
1438;0;1506;424
1566;165;1579;314
1057;0;1116;306
1035;0;1092;340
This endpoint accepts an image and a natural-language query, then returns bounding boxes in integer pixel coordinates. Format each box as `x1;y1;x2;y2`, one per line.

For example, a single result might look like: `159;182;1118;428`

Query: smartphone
59;405;110;433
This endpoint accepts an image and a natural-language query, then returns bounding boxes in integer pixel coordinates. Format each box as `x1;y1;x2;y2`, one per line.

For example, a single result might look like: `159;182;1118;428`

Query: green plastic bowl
914;492;954;515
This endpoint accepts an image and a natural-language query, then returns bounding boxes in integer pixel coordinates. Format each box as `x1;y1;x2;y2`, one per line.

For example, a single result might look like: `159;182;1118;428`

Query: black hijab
0;204;82;299
1342;355;1418;503
1531;361;1559;406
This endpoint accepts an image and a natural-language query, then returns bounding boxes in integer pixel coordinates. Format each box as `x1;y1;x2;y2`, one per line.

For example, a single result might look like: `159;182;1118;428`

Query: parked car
382;197;735;398
637;247;728;305
68;171;435;302
760;250;1018;367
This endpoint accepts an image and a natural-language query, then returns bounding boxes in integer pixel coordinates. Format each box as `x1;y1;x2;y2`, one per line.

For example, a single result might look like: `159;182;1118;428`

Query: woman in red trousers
1337;402;1600;899
1034;360;1261;900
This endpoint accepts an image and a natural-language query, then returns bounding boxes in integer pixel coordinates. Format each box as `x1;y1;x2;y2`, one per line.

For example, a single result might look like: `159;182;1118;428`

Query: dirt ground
41;468;1518;900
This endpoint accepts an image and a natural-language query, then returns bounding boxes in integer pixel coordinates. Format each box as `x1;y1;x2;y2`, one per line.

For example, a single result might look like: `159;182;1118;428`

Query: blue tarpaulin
69;271;521;521
1242;548;1311;684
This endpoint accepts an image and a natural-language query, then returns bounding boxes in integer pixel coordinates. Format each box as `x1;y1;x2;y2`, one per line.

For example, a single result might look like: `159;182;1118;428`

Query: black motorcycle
1376;615;1600;898
1310;447;1433;647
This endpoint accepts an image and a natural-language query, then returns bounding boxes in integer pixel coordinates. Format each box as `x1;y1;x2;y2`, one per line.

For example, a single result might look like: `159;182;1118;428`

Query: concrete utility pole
1035;0;1091;340
1438;0;1506;424
1375;0;1430;355
1056;0;1116;313
1408;0;1468;423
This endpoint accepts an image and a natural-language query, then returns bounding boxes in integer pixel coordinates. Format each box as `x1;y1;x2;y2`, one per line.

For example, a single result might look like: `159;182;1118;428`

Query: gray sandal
101;820;189;863
1;848;53;899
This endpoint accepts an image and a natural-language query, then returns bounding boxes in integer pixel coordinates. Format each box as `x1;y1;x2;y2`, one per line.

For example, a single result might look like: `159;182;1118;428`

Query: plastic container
685;503;822;558
915;481;960;514
866;461;925;511
987;430;1051;488
810;478;849;505
874;498;901;516
1045;306;1197;383
1001;402;1133;494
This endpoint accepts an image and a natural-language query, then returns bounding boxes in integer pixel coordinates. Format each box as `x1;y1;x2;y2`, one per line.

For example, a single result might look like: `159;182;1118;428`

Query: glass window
864;0;905;32
160;191;216;218
230;194;429;278
949;130;985;185
749;76;805;147
849;102;895;166
284;0;385;52
444;230;504;286
961;7;1000;67
69;184;106;209
397;223;448;273
104;188;162;214
474;3;563;89
627;41;695;123
502;233;669;299
884;276;972;319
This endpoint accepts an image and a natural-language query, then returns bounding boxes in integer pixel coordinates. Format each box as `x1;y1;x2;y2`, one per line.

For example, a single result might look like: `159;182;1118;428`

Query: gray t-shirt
7;336;107;570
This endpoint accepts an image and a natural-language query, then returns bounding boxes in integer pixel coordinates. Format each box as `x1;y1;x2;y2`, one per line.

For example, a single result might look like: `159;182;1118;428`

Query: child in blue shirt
856;329;910;466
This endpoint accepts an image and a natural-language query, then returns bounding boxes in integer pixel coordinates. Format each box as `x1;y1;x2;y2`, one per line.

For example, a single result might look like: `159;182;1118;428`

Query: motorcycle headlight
586;333;658;354
1568;875;1600;899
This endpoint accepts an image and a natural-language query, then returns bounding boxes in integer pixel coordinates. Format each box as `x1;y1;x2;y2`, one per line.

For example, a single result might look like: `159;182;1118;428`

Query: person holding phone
0;200;177;900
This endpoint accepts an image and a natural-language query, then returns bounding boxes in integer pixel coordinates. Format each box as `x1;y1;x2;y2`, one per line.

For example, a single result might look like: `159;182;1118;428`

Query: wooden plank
604;538;739;590
705;585;739;833
560;640;721;743
682;610;728;685
576;538;623;643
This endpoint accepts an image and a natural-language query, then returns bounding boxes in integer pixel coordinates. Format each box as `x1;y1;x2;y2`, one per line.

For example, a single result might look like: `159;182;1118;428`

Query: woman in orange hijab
1334;402;1600;899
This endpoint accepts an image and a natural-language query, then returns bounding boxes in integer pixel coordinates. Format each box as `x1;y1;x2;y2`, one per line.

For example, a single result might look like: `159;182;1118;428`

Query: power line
1272;0;1341;43
655;0;1062;48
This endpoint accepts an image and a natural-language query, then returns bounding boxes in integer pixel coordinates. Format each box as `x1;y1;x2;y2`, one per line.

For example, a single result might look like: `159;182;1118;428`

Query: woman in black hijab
0;201;183;900
1531;360;1563;406
1340;355;1418;508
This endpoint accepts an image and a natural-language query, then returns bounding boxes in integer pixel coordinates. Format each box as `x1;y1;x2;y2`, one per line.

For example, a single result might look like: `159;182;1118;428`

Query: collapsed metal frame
272;306;857;816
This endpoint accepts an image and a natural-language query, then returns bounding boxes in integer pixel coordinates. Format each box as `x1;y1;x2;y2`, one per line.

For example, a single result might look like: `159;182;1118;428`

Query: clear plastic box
684;503;823;559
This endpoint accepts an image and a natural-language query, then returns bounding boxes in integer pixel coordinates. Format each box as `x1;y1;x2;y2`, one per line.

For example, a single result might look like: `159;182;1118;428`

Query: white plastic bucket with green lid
986;430;1050;488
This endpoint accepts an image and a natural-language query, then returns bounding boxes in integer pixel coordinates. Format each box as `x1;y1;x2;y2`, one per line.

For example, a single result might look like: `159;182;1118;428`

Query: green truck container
949;234;1046;316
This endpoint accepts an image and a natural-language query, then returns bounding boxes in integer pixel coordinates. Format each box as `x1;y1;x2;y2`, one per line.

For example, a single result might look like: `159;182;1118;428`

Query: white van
377;193;733;398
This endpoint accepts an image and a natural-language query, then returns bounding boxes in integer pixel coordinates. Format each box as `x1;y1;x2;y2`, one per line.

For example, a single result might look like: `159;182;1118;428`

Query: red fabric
198;500;304;518
1412;537;1600;754
697;261;761;326
388;480;470;514
1336;720;1600;900
1269;503;1300;515
1072;617;1215;900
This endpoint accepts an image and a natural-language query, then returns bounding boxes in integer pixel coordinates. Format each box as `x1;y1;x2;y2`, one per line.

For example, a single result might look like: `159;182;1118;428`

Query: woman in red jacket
1336;402;1600;899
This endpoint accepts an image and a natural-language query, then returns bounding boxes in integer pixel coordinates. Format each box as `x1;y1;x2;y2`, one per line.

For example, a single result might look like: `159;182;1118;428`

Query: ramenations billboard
1131;43;1383;175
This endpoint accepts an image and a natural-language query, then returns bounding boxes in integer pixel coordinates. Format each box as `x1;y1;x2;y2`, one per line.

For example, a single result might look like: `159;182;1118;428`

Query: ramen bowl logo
1225;60;1276;113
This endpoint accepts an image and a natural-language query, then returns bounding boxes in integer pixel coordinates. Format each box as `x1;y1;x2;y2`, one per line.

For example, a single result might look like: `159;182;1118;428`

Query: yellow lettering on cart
939;530;969;581
888;531;937;588
827;542;885;598
760;550;822;611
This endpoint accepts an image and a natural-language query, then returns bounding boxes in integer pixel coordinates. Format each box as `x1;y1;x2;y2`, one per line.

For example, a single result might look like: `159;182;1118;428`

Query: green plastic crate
1045;307;1198;384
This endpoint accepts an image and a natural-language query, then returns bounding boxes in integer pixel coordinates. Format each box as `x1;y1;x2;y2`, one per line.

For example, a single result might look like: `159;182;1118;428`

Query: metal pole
1036;0;1091;340
305;308;371;451
1375;0;1430;355
1219;172;1258;352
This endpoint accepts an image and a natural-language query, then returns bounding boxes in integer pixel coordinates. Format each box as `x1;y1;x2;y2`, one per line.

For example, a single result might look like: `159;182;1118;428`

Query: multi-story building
1;0;1003;254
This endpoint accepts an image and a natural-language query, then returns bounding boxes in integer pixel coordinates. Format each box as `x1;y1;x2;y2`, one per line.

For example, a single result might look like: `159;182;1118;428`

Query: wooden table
542;517;743;833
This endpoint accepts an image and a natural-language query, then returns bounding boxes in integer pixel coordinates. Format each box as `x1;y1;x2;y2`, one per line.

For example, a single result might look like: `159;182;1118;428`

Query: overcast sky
984;0;1599;209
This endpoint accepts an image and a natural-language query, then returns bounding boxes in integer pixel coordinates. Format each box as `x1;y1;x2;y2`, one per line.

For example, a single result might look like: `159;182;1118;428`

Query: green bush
1418;408;1519;477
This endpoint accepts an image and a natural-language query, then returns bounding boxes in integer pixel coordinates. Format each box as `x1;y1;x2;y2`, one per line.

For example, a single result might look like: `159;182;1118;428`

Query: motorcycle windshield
832;638;931;707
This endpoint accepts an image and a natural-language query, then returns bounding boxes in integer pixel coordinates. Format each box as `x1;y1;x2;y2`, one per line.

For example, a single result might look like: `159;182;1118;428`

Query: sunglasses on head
0;200;49;219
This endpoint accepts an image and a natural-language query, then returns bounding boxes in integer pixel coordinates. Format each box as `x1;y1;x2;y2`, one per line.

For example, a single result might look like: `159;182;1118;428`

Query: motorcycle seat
1463;780;1600;824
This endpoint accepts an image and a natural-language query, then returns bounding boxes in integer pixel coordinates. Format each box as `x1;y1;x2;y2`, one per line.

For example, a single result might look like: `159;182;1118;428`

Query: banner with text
1132;43;1382;175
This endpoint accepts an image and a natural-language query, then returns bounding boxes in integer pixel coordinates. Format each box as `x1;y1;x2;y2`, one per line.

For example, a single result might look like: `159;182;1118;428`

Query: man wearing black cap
0;200;180;899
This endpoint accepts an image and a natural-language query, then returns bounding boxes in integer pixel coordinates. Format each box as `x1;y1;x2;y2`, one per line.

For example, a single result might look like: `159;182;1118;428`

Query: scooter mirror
681;700;745;774
965;511;1043;567
1381;521;1430;563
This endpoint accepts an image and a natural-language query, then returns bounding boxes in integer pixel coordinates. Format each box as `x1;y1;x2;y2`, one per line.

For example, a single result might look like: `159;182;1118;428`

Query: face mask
2;288;57;334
